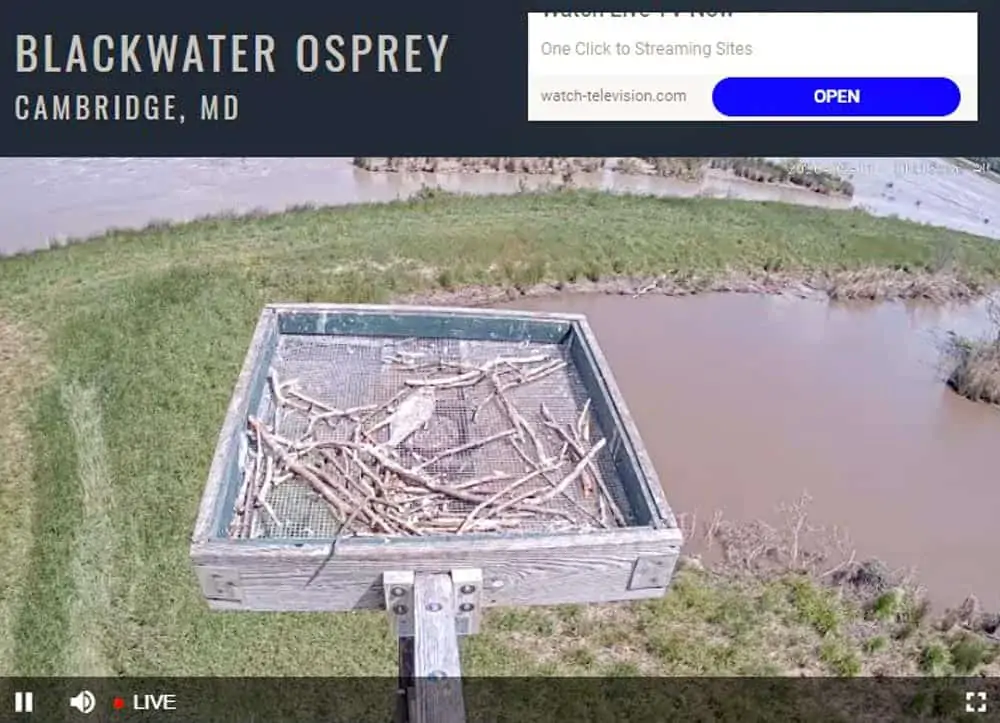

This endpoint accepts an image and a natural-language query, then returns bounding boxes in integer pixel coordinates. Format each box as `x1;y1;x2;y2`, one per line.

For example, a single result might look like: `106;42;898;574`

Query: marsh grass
946;299;1000;404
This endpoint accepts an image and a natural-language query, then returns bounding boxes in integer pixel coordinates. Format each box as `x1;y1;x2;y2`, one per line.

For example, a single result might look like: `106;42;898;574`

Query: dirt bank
617;157;855;196
399;267;993;309
353;156;855;198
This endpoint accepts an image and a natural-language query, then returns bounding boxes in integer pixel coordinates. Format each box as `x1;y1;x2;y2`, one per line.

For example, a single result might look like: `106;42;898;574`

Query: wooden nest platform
191;304;682;613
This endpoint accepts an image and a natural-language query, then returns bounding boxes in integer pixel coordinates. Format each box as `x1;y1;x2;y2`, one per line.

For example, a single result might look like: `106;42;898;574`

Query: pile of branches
229;351;625;539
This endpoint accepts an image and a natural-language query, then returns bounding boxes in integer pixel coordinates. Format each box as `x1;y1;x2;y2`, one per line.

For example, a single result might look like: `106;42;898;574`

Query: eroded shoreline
353;156;856;198
398;267;995;308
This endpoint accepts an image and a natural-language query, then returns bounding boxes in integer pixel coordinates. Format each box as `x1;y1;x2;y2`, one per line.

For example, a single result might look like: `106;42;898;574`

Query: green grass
869;590;903;622
1;190;999;692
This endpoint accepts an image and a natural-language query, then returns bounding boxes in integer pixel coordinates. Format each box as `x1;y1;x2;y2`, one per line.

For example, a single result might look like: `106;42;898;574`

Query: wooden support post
412;573;465;723
388;570;480;722
396;636;415;723
388;573;465;723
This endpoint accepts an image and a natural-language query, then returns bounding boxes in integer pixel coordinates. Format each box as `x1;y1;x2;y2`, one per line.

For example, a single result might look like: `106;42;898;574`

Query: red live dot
113;697;126;710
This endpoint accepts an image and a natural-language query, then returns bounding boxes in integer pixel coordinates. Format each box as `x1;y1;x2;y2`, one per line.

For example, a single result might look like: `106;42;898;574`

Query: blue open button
712;78;961;118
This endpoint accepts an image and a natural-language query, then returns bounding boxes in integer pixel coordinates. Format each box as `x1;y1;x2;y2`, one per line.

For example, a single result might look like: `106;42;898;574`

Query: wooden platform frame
189;303;685;721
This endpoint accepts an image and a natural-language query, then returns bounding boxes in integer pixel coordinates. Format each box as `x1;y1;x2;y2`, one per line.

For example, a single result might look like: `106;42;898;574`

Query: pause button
14;691;34;713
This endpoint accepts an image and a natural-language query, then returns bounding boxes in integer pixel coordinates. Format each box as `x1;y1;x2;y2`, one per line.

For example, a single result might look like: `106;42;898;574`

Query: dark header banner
0;677;997;722
0;1;995;156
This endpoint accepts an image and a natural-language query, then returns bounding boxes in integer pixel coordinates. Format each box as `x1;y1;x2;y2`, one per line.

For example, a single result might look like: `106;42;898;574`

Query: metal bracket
196;567;244;603
384;569;482;638
628;555;675;591
451;568;483;636
385;570;416;638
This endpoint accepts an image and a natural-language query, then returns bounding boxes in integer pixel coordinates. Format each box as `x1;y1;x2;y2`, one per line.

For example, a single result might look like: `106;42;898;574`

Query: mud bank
399;268;994;310
353;156;855;197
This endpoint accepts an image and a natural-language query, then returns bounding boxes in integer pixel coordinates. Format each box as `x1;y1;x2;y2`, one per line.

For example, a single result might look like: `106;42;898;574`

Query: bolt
392;603;408;616
459;602;474;613
426;601;442;613
428;670;448;680
390;586;407;598
459;584;476;595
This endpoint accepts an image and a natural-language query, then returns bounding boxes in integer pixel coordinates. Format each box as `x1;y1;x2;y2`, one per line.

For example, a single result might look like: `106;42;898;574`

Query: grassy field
1;190;999;697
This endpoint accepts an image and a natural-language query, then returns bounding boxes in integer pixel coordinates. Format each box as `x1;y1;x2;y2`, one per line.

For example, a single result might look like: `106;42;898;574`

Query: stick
447;471;519;491
330;450;394;527
534;438;607;502
471;391;496;423
575;399;592;441
304;404;379;437
338;493;377;537
239;424;265;538
234;433;255;517
267;368;285;405
273;403;284;435
485;485;573;523
404;370;482;388
259;498;282;529
331;442;490;504
499;360;568;391
285;388;341;413
499;430;602;525
357;388;410;429
820;549;857;579
492;375;550;464
568;412;595;499
505;433;539;471
319;449;377;498
632;280;657;298
457;467;551;532
251;418;356;519
424;518;525;531
230;457;254;536
256;454;275;507
597;492;608;528
401;353;553;390
412;428;517;472
368;502;426;536
347;449;392;498
490;353;550;367
541;404;625;526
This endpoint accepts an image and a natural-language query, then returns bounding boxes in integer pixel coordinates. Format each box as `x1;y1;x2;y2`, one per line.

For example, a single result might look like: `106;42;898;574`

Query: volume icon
69;690;96;714
14;691;34;713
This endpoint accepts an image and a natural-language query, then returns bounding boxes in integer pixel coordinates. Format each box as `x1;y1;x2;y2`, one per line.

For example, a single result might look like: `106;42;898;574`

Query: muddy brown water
2;157;998;255
496;293;1000;608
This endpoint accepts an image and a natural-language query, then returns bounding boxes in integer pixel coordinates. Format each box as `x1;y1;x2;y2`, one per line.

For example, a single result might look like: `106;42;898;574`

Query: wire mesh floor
229;334;635;540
